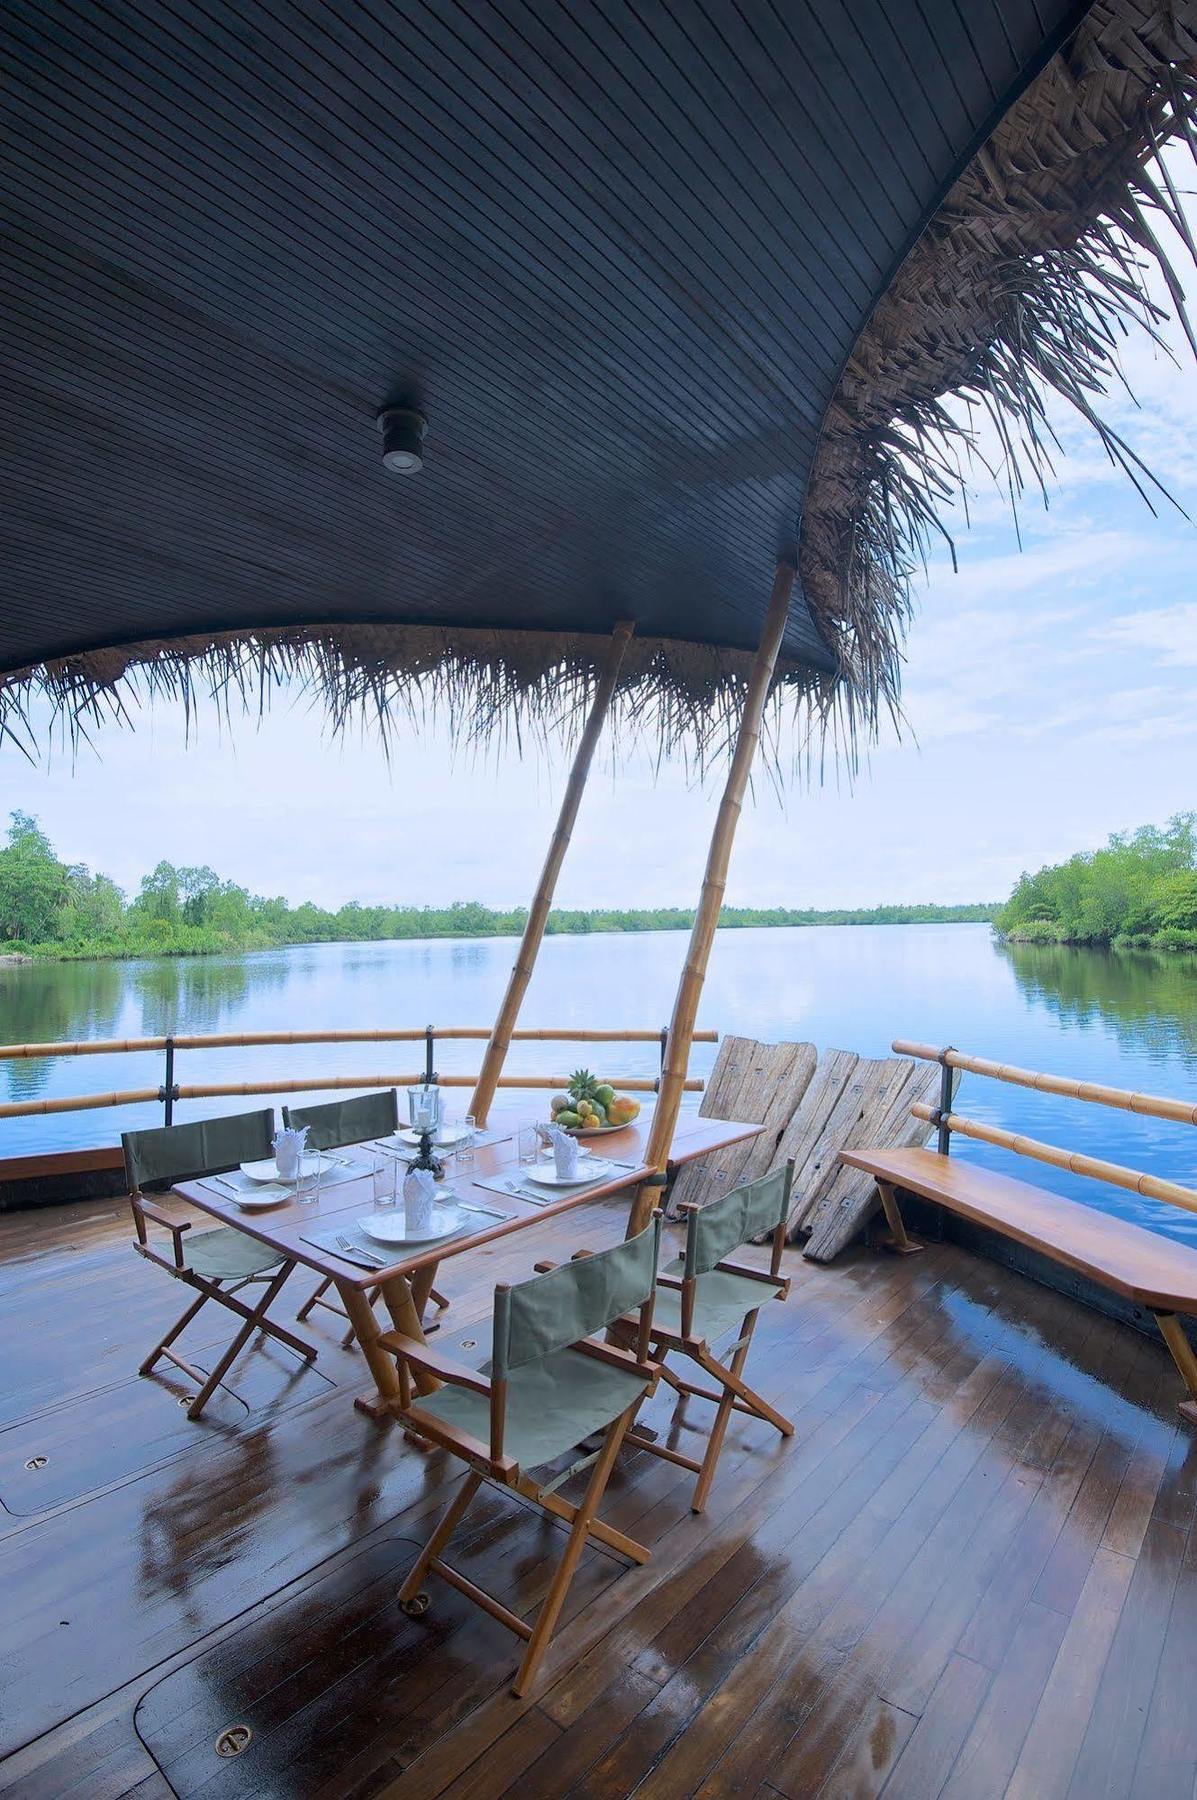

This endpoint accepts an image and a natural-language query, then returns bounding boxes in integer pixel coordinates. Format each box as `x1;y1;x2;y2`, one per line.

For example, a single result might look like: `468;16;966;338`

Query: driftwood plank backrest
668;1037;939;1254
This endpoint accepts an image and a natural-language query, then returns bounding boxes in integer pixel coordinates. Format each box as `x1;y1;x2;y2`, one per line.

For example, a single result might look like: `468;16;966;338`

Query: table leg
410;1260;439;1324
379;1273;440;1396
336;1279;405;1420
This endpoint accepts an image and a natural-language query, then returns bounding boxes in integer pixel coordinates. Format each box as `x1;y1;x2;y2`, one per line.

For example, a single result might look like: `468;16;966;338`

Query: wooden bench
840;1142;1197;1424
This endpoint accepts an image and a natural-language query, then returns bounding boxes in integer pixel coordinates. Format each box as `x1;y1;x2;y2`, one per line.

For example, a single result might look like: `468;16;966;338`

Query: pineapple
567;1067;600;1104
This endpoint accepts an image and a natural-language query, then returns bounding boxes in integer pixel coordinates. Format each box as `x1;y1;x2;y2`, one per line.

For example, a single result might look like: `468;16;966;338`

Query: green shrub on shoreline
994;815;1197;949
0;812;996;965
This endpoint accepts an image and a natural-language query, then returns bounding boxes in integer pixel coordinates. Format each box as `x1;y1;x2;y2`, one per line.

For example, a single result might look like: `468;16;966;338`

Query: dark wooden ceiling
1;0;1087;679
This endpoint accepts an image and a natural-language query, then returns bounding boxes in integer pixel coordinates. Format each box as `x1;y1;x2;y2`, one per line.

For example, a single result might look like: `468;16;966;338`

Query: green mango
556;1109;581;1128
594;1083;615;1109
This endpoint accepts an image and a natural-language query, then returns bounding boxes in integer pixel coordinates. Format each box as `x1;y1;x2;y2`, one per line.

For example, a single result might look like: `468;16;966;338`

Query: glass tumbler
454;1115;477;1176
297;1148;324;1206
372;1152;397;1209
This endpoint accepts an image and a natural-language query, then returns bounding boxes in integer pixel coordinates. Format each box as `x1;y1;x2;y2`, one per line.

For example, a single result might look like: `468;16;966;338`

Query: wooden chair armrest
401;1401;517;1481
655;1273;686;1291
715;1257;787;1289
574;1337;660;1382
131;1194;191;1269
376;1329;492;1396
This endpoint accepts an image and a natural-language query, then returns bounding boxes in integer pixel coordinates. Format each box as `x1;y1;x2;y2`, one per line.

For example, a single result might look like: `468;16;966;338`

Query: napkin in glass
545;1123;580;1181
404;1165;438;1234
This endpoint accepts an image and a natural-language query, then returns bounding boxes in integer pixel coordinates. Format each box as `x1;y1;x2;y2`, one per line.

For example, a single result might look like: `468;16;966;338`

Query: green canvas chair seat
651;1257;786;1343
125;1108;316;1420
386;1213;663;1698
183;1227;288;1281
413;1343;651;1470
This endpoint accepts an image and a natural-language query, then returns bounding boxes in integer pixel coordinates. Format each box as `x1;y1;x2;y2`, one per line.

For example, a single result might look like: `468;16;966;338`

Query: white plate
239;1153;329;1184
234;1189;291;1210
358;1203;462;1246
395;1125;471;1149
525;1159;612;1188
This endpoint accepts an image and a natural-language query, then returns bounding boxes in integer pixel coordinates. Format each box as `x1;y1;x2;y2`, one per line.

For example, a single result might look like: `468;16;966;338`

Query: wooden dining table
173;1104;763;1418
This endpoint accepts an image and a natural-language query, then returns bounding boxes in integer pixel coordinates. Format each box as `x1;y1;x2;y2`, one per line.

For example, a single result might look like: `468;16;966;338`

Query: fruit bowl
549;1068;642;1136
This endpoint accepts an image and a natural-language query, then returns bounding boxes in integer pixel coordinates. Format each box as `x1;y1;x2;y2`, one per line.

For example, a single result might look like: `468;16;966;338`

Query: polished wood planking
3;1190;1197;1796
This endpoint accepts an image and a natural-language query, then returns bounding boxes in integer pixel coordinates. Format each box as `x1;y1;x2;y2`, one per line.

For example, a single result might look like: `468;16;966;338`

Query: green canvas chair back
685;1164;792;1278
283;1089;398;1150
122;1108;275;1193
492;1214;662;1376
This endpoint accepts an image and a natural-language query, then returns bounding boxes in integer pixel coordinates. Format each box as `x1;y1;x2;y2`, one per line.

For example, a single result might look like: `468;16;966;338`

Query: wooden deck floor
2;1188;1195;1798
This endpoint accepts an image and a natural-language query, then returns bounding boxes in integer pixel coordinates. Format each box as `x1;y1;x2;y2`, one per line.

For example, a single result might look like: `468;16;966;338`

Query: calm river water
2;924;1195;1240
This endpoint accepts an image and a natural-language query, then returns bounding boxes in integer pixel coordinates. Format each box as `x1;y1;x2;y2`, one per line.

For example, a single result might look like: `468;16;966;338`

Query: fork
335;1233;385;1268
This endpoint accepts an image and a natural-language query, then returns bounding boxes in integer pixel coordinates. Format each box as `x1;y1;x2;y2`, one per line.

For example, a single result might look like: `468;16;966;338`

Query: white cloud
1094;602;1197;668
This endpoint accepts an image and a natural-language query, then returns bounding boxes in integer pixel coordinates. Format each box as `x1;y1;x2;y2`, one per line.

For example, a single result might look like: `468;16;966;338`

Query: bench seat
839;1145;1197;1422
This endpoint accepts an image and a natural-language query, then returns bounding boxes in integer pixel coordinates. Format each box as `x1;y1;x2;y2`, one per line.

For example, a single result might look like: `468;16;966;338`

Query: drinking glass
372;1152;397;1210
454;1114;477;1176
518;1124;540;1166
297;1148;324;1206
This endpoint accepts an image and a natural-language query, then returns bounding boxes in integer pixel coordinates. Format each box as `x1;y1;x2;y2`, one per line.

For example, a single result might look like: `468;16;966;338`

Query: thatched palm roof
2;1;1195;758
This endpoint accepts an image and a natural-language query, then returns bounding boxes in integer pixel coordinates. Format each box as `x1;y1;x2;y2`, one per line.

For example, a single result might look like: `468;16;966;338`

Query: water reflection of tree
0;960;124;1098
1001;942;1197;1067
133;953;288;1037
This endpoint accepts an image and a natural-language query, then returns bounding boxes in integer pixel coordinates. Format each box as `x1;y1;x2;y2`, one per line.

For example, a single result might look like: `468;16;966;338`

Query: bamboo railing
894;1040;1197;1127
0;1027;716;1061
898;1039;1197;1222
909;1103;1197;1218
0;1024;716;1124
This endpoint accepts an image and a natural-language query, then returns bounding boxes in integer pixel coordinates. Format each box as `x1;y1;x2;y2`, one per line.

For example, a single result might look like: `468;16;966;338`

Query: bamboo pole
628;561;795;1235
911;1103;1197;1217
0;1023;715;1061
469;621;635;1126
0;1069;701;1120
895;1040;1197;1127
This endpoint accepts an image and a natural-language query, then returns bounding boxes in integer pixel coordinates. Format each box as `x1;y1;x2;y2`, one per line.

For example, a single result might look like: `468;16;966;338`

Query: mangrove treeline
0;814;994;961
994;814;1197;949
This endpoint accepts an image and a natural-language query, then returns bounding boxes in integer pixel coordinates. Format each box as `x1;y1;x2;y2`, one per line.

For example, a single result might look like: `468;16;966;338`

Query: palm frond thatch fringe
801;0;1197;725
4;0;1197;764
0;621;849;776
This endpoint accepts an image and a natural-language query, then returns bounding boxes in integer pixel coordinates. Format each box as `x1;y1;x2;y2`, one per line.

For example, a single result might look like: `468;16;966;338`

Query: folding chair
620;1161;794;1512
383;1212;663;1696
284;1091;450;1341
125;1109;317;1420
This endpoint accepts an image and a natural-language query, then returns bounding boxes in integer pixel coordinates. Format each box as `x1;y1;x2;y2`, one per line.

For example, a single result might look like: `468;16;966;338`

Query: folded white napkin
404;1165;438;1234
545;1123;580;1180
272;1125;308;1181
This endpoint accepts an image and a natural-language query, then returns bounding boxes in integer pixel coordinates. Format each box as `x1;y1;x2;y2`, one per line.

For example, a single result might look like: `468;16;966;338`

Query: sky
4;215;1196;914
